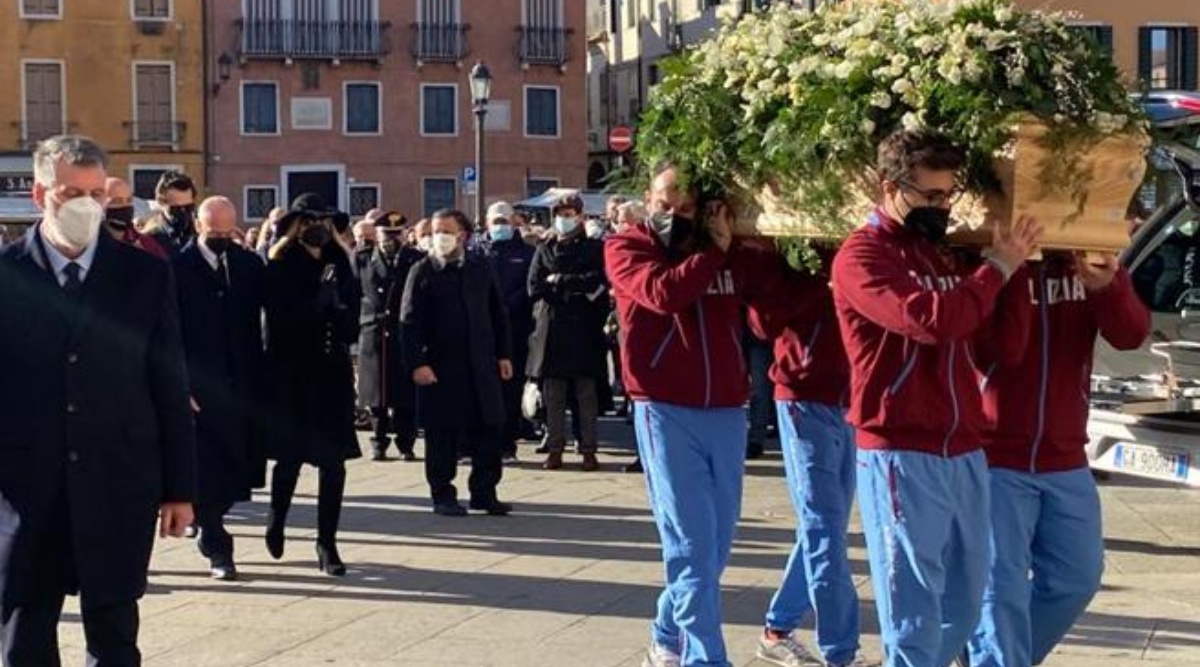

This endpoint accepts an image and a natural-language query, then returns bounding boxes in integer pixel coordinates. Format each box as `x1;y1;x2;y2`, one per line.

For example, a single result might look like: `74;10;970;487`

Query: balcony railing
124;121;186;150
519;27;572;67
238;18;392;61
13;120;65;150
410;23;470;63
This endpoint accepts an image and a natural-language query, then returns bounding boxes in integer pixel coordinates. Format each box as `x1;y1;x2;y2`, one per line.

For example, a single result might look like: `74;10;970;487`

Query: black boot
316;542;346;577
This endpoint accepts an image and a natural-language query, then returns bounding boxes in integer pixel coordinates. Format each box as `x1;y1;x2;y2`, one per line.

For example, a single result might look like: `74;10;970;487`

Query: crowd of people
0;129;1153;667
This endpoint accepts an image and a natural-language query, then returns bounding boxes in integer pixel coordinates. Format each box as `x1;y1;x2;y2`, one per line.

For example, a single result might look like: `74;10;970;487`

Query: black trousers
368;406;416;456
269;460;346;546
195;501;235;566
424;424;502;505
2;595;140;667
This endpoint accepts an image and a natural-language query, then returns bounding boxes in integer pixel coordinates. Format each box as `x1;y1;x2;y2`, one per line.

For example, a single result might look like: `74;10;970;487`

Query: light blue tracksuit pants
634;401;747;667
857;448;991;667
967;467;1104;667
764;401;860;666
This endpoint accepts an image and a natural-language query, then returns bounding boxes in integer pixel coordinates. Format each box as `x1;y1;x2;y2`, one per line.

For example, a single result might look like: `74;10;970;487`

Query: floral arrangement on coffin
633;0;1149;268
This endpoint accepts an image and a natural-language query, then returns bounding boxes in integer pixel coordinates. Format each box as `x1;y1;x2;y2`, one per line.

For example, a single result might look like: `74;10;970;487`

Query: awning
515;188;632;217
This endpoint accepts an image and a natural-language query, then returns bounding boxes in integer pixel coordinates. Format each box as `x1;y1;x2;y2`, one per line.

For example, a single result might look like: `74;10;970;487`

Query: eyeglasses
897;180;964;207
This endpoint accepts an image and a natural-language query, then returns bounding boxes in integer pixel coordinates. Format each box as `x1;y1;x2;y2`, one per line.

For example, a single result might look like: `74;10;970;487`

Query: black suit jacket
0;227;196;613
173;242;267;501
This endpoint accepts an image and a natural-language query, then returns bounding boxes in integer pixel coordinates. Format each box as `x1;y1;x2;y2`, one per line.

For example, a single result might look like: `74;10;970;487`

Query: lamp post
469;61;493;228
212;51;233;96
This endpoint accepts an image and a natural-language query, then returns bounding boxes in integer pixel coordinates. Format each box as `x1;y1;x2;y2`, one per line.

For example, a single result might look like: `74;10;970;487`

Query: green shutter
1184;27;1199;91
1138;26;1153;87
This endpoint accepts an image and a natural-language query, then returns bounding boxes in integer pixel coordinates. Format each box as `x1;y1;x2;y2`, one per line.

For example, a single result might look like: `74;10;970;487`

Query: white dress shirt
40;227;99;287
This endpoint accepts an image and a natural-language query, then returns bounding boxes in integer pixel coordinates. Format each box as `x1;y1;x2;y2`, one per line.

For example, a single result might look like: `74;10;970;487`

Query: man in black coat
400;209;513;517
356;211;422;462
0;135;196;665
143;170;199;257
527;193;609;472
483;202;536;462
173;196;267;581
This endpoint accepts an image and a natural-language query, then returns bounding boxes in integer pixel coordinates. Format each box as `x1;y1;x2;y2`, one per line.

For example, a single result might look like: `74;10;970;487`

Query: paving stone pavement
46;419;1200;666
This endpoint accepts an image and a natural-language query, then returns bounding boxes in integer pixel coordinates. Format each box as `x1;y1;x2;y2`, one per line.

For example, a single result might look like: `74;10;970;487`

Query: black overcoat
486;238;536;375
0;228;196;614
356;246;423;408
173;242;268;501
265;243;362;466
525;233;609;379
399;254;512;430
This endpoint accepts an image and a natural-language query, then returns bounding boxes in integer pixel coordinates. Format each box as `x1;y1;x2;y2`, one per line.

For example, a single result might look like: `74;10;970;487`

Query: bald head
197;197;238;238
105;177;134;208
353;219;377;246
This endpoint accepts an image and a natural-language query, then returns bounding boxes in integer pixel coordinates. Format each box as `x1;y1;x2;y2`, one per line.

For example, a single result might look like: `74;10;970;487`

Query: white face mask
553;216;579;235
585;221;606;239
431;231;459;257
417;236;433;253
46;195;104;251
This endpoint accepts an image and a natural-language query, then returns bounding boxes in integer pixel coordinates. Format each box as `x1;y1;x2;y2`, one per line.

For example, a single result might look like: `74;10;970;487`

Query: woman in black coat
400;210;513;516
264;212;361;575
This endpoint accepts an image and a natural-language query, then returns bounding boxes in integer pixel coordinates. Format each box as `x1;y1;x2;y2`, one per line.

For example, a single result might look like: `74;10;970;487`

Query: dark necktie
216;254;230;288
62;261;83;295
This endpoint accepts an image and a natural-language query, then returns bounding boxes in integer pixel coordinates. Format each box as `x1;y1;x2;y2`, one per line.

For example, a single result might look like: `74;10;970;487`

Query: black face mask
903;206;952;243
168;205;196;237
300;224;332;248
205;237;233;255
380;239;399;256
106;206;135;229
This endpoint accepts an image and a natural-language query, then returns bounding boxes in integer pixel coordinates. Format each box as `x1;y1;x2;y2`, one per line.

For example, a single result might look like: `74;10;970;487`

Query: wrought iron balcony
12;120;67;150
518;27;573;67
237;18;392;61
124;121;186;150
410;23;470;63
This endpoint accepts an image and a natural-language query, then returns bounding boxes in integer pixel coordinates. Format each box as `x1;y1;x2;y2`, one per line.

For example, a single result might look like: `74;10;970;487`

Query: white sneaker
756;633;823;667
641;643;682;667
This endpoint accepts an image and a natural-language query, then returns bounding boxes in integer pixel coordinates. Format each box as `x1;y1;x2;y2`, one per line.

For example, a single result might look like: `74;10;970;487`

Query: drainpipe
201;0;212;192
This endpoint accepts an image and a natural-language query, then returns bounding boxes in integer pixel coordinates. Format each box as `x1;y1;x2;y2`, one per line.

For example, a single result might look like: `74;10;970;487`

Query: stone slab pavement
46;417;1200;666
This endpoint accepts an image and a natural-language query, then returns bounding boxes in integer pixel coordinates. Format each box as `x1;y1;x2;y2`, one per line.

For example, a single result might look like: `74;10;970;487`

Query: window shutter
1138;26;1153;86
1184;27;1199;91
1098;26;1114;56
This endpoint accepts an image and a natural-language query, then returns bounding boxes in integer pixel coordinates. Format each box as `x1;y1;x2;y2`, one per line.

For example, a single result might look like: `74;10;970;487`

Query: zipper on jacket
887;347;920;396
696;300;712;408
649;324;677;369
942;341;960;457
801;317;824;368
1030;266;1050;474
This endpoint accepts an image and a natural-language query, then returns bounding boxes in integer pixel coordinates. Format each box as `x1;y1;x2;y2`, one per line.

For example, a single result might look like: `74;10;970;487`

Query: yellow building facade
0;0;205;204
1014;0;1199;92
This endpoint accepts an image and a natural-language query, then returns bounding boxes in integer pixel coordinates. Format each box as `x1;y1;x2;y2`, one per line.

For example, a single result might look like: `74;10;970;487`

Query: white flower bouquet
634;0;1149;259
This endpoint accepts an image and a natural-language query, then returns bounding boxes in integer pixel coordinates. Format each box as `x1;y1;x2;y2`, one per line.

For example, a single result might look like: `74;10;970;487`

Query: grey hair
33;135;108;187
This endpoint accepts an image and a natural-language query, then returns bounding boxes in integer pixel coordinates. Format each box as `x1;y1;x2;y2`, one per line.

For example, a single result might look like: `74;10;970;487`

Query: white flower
902;111;923;131
891;78;915;95
834;61;856;79
891;53;911;68
913;35;940;54
870;91;893;109
853;18;877;37
813;33;832;47
862;119;877;135
994;5;1014;23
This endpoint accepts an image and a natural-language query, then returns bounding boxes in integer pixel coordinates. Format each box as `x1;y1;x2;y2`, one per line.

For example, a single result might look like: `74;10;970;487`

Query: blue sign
462;166;477;184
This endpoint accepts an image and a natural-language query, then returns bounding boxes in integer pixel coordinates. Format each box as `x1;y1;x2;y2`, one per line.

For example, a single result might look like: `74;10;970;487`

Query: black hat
275;192;351;236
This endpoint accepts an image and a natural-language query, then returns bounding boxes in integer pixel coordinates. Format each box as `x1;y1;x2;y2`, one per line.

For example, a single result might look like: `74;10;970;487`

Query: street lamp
212;51;233;96
469;61;492;227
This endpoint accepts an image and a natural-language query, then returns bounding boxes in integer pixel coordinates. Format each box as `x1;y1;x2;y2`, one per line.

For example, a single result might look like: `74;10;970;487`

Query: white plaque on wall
291;98;333;130
484;101;511;132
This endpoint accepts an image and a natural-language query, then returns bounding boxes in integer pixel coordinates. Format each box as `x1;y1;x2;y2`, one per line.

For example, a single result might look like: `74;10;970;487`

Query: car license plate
1113;442;1190;482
